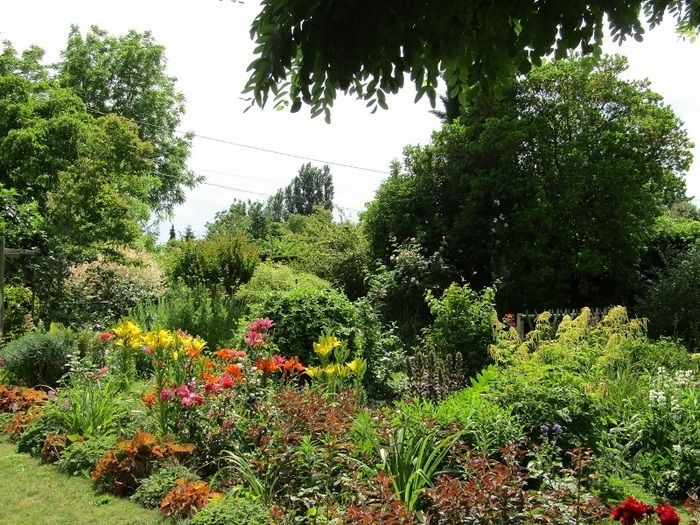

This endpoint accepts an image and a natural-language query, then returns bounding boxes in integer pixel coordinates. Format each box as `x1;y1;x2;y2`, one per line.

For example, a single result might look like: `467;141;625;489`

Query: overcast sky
2;0;699;241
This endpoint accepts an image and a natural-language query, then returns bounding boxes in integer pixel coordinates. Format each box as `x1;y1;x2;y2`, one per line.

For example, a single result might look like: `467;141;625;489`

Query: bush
354;298;408;401
186;495;271;525
638;244;700;350
57;248;164;330
486;362;598;445
2;283;38;341
267;209;370;299
0;328;74;387
167;234;258;296
56;435;118;477
234;262;334;306
132;284;246;350
365;240;457;345
132;464;199;508
422;282;496;377
246;285;361;364
16;412;63;456
434;367;524;454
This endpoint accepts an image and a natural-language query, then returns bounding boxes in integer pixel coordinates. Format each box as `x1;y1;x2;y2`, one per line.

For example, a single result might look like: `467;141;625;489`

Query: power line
192;166;374;200
84;107;390;175
197;179;362;214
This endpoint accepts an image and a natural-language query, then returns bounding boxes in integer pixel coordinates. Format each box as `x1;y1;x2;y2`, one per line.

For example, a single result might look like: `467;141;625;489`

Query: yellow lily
313;335;341;359
346;358;367;377
306;366;321;378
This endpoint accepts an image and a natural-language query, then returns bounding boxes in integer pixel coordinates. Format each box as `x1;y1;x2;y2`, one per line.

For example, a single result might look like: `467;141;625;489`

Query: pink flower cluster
160;381;204;408
244;317;275;349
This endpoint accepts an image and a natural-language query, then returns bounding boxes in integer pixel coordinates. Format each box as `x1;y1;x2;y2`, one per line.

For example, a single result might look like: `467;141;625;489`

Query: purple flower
552;423;563;436
540;424;550;435
187;379;197;393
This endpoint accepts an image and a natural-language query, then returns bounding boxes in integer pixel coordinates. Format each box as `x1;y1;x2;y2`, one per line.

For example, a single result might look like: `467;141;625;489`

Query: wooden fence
515;308;609;340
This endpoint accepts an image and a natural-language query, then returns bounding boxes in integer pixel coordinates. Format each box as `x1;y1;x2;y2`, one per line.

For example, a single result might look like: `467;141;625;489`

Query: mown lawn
0;438;166;525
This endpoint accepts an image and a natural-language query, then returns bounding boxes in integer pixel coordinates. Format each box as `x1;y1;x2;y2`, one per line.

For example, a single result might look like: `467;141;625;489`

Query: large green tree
245;0;700;119
363;56;693;310
267;163;334;220
57;25;198;214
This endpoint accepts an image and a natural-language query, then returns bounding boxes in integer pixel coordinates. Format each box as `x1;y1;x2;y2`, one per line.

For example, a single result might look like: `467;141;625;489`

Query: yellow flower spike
172;351;180;361
323;364;338;376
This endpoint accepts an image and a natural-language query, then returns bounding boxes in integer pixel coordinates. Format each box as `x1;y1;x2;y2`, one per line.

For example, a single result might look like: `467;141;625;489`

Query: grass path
0;438;166;525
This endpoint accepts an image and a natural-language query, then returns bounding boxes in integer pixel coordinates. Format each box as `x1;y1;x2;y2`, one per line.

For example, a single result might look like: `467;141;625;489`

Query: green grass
0;437;167;525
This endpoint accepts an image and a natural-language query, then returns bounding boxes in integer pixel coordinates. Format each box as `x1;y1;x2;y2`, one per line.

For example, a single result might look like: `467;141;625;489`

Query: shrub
234;262;333;306
354;298;408;401
638;244;700;350
16;412;63;456
246;285;361;363
434;367;524;454
270;209;370;299
132;284;245;350
166;234;258;296
56;435;118;477
0;328;74;387
486;362;598;445
422;282;496;377
186;495;271;525
57;247;164;330
365;239;458;345
2;283;38;341
132;464;199;508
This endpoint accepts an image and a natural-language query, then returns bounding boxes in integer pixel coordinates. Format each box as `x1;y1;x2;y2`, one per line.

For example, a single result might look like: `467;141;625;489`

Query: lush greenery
245;0;700;119
363;56;693;312
3;20;700;525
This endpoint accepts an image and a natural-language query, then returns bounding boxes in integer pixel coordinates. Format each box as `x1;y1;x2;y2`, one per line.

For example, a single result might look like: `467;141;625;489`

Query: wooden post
0;236;5;345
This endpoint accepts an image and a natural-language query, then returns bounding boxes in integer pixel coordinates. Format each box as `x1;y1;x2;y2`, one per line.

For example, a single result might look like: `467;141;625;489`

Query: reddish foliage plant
91;432;195;496
160;478;222;519
344;473;419;525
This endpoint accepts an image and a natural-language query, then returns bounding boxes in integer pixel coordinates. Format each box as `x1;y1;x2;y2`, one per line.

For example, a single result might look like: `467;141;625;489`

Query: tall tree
245;0;700;119
267;163;334;220
57;25;198;214
363;56;693;310
46;115;158;246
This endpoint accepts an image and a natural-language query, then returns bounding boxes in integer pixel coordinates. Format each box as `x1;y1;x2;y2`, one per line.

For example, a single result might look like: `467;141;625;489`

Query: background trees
57;26;198;214
245;0;700;118
266;163;334;221
363;56;693;311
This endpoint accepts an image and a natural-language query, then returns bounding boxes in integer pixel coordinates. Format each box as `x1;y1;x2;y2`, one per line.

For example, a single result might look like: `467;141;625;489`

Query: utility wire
84;106;390;175
192;166;374;200
155;168;364;213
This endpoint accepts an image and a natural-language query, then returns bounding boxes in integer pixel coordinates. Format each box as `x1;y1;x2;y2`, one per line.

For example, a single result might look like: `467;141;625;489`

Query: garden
2;12;700;525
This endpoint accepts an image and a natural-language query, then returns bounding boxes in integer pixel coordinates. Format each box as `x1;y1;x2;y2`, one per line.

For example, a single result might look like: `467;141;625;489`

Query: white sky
1;0;699;241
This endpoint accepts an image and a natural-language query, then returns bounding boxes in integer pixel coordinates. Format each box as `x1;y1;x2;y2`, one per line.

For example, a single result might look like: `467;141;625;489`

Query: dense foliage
363;56;692;311
245;0;700;119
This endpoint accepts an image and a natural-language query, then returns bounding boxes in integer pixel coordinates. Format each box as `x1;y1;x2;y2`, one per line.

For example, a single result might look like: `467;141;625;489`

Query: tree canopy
57;25;198;214
245;0;700;120
362;56;693;310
